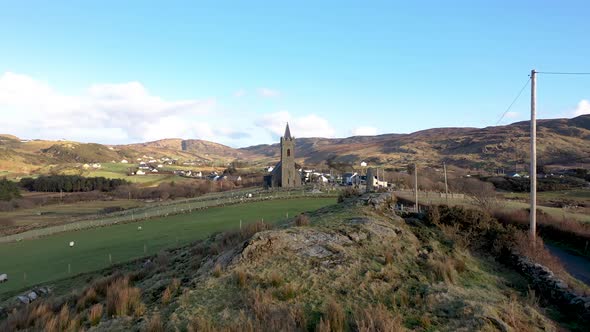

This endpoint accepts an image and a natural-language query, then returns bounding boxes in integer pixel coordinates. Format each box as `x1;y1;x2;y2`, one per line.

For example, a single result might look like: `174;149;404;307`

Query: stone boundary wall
506;251;590;321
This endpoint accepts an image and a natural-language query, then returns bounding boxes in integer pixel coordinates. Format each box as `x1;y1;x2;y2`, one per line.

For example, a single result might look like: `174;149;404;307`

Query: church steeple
284;123;292;139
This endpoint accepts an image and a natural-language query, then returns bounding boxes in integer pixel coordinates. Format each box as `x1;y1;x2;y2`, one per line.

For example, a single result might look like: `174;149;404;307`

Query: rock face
233;213;404;269
508;252;590;321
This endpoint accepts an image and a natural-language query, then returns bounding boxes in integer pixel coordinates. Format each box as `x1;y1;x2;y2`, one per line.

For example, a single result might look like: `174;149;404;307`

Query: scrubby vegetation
0;178;21;201
19;175;128;193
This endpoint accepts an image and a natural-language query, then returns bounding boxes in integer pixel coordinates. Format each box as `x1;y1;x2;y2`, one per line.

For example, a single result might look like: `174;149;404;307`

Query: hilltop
1;115;589;175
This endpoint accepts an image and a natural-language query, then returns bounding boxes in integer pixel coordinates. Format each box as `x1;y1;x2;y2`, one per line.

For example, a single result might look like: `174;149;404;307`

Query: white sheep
69;241;75;247
138;226;142;231
0;273;7;283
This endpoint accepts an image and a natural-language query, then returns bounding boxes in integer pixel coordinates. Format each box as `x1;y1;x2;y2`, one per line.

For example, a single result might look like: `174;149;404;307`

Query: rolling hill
1;115;588;175
242;114;590;171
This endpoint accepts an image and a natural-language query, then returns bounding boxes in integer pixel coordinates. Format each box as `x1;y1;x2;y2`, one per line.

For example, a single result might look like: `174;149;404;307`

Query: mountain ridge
1;115;588;174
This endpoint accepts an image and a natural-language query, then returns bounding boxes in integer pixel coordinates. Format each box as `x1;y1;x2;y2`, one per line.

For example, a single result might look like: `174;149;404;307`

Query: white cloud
257;87;280;98
352;126;378;136
255;111;335;138
0;72;237;144
505;111;519;119
233;89;246;97
573;99;590;116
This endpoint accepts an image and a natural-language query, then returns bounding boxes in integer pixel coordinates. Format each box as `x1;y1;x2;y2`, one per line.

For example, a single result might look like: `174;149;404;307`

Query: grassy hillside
3;193;580;331
242;114;590;170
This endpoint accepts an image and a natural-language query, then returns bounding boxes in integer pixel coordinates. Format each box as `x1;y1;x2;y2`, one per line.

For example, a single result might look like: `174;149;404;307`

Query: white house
151;169;159;173
157;164;164;168
92;163;101;169
121;159;129;164
136;170;146;175
360;161;368;167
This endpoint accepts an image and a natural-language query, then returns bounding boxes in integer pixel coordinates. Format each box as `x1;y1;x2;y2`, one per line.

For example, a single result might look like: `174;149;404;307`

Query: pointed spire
284;122;292;139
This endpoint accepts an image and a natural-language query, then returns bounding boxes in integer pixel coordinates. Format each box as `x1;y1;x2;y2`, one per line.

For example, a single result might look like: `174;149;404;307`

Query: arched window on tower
287;149;291;157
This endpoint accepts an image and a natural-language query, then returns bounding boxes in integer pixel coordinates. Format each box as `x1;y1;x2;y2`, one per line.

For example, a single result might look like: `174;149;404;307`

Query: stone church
264;123;302;188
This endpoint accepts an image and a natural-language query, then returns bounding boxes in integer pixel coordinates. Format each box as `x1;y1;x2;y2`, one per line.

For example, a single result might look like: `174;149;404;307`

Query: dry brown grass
324;298;345;332
384;251;394;265
295;213;310;226
427;258;458;285
77;286;98;309
106;276;144;317
268;270;283;287
316;317;331;332
234;269;248;288
513;231;568;279
212;263;223;277
354;303;404;332
188;315;215;332
145;312;164;332
88;303;103;326
494;208;590;249
274;282;296;301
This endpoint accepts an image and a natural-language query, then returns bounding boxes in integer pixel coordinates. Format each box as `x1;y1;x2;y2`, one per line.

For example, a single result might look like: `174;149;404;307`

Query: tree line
19;175;129;193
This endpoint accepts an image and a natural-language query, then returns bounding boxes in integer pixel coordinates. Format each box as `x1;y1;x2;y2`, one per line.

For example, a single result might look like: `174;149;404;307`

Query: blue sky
0;1;588;147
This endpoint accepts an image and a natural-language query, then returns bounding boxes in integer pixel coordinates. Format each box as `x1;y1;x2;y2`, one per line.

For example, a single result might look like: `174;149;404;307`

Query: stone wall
507;251;590;321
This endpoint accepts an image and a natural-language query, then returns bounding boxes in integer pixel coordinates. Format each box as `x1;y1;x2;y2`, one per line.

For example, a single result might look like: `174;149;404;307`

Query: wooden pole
443;162;449;201
414;164;419;212
530;69;537;243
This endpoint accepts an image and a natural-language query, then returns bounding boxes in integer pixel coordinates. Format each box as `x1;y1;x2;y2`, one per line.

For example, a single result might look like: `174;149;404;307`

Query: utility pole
443;162;449;201
530;69;537;243
414;163;419;212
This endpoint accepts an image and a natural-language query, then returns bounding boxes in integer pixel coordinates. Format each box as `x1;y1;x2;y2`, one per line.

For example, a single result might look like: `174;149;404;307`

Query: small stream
545;243;590;286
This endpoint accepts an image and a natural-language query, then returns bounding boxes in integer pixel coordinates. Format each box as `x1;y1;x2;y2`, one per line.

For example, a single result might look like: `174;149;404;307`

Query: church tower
263;123;302;188
280;123;300;187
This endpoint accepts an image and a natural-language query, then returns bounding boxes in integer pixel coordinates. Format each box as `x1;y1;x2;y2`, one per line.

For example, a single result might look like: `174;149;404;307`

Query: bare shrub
338;187;360;203
316;317;331;332
452;177;497;212
88;303;103;326
354;303;404;332
294;214;310;226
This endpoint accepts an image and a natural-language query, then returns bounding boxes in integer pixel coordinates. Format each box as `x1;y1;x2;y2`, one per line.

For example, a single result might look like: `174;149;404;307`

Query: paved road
546;243;590;286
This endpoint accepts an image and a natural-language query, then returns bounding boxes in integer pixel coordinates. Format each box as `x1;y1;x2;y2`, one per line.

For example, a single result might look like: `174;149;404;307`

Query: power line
496;78;531;125
536;71;590;75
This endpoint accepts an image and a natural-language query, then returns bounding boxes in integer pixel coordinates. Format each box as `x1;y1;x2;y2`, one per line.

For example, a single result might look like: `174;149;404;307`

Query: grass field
2;199;146;229
0;197;336;295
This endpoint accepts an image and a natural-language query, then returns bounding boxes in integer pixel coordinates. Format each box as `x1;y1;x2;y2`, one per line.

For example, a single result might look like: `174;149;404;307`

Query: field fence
0;187;336;243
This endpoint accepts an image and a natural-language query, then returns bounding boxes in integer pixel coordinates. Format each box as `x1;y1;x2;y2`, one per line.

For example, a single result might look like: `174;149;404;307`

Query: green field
0;197;335;295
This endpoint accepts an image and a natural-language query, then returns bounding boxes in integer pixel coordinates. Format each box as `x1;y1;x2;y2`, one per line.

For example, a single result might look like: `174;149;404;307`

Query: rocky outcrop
507;252;590;321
